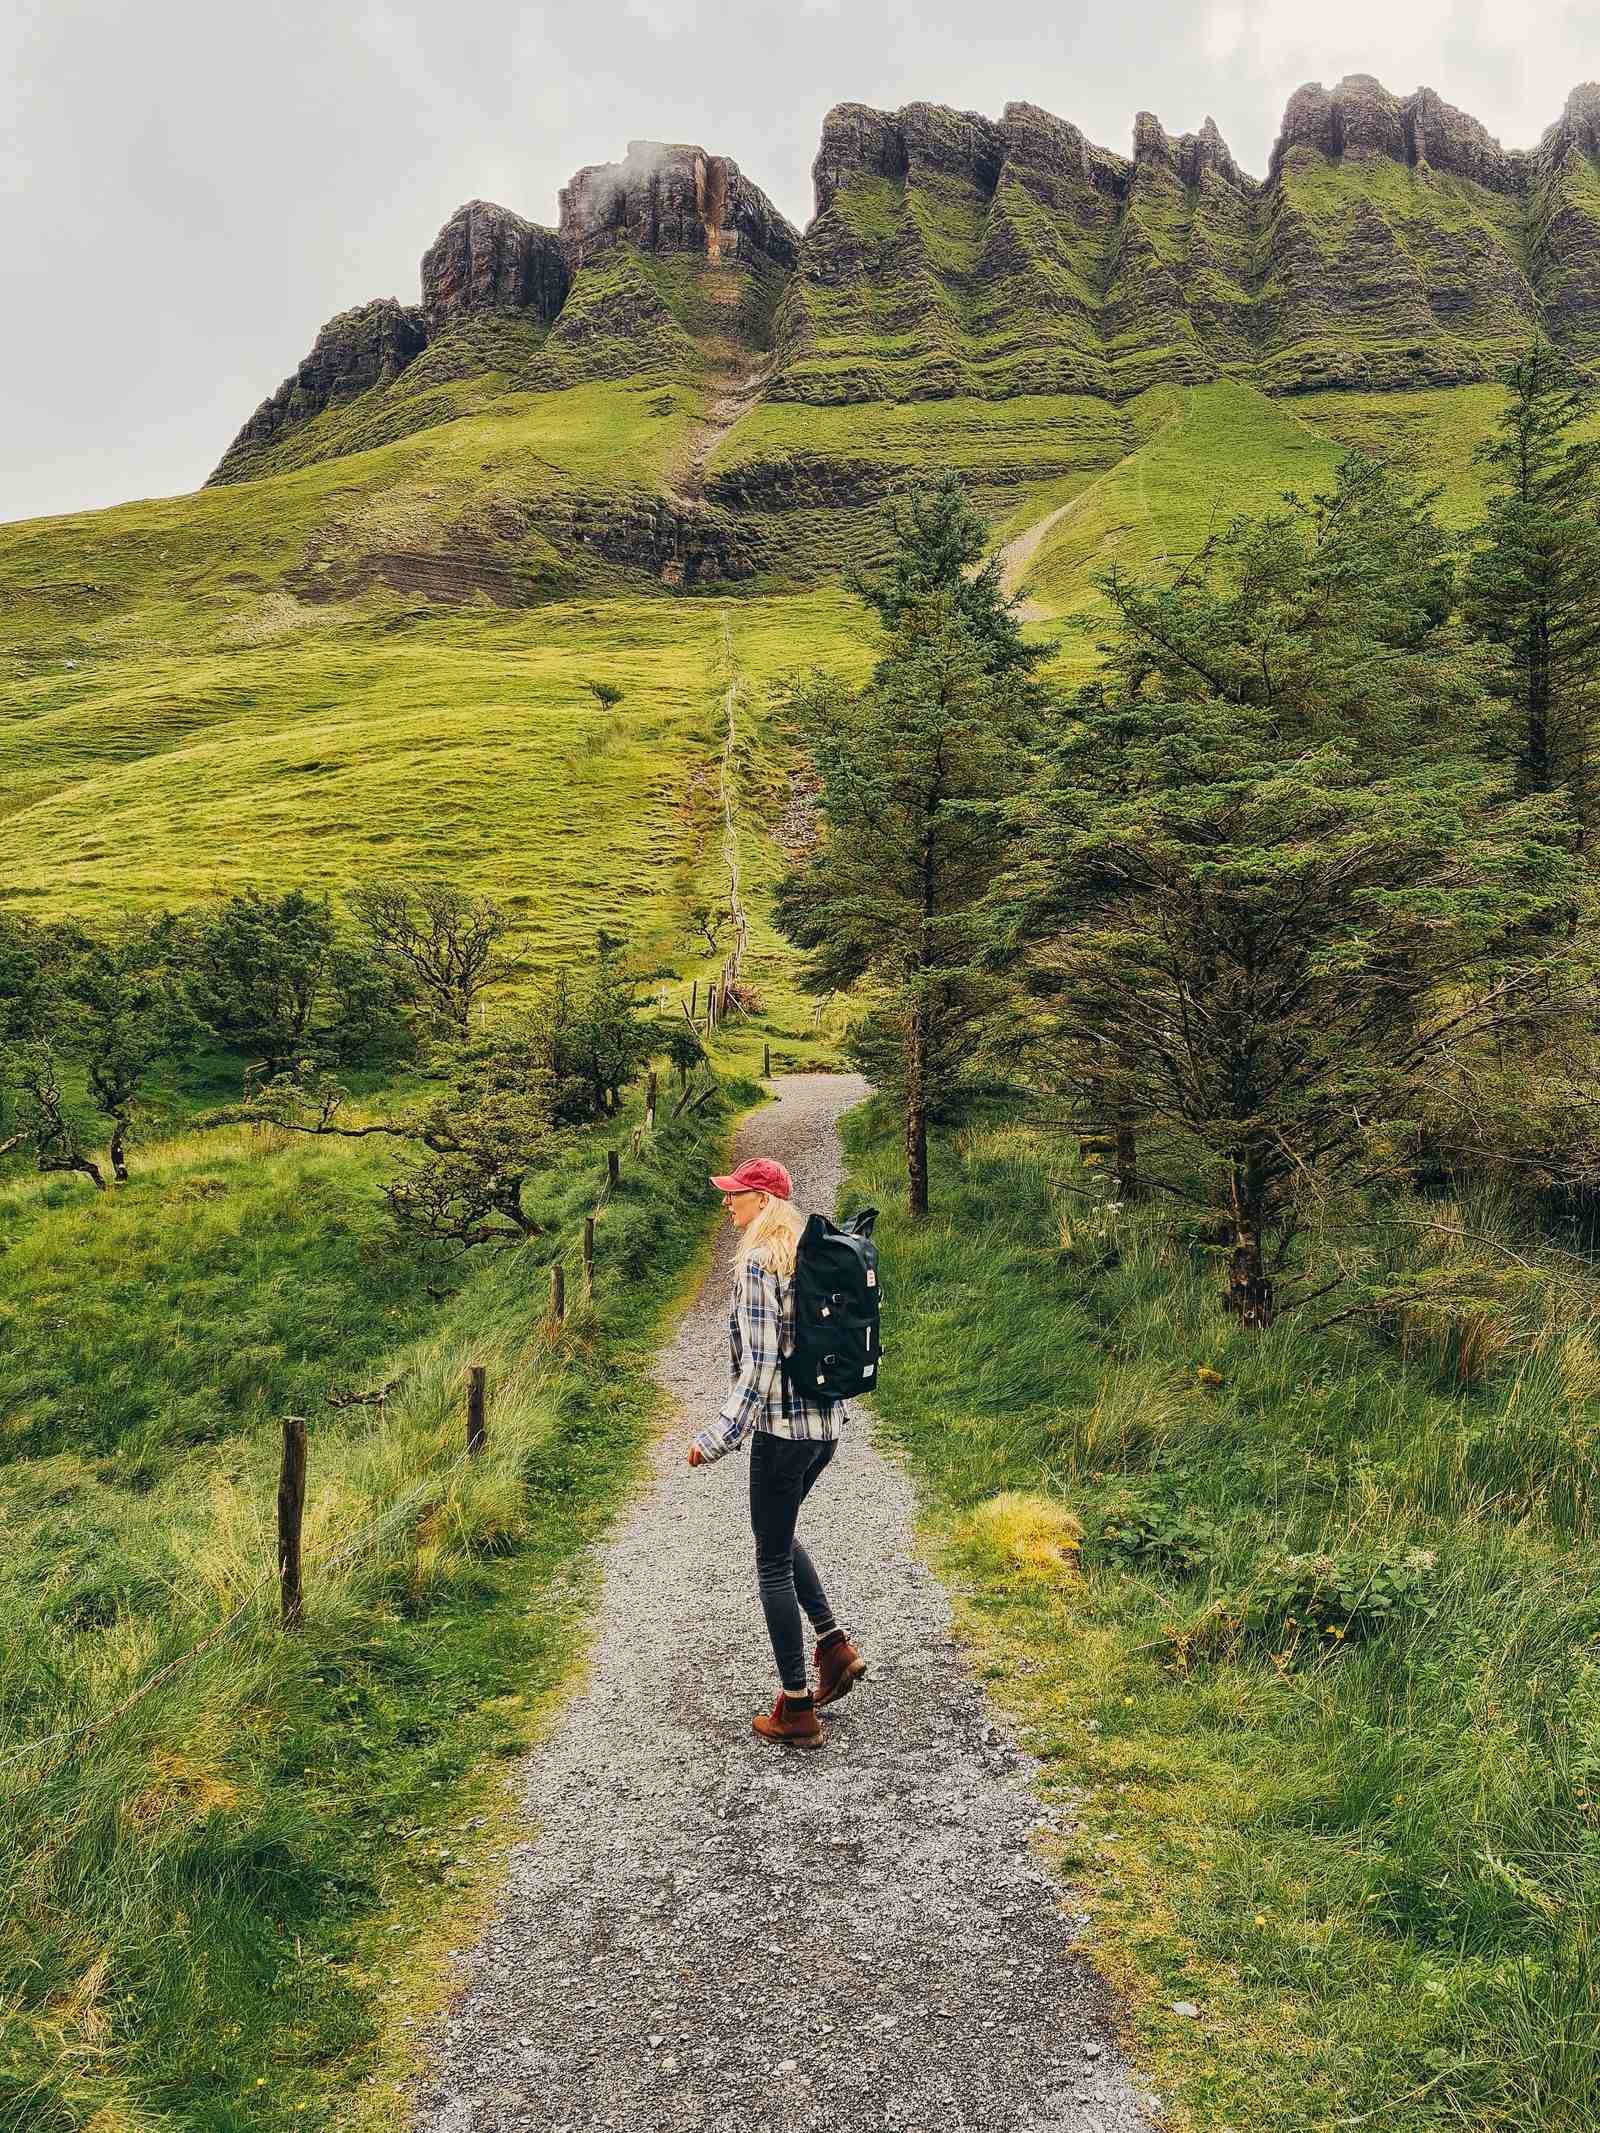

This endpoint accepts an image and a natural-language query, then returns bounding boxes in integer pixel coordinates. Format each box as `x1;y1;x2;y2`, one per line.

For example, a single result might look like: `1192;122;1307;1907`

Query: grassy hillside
6;367;1519;956
0;1078;757;2133
1009;378;1578;677
841;1097;1600;2133
3;343;1591;2133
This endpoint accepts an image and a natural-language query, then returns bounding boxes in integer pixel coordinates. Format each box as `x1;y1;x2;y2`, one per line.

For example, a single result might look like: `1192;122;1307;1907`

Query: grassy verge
1;1069;762;2133
840;1094;1600;2133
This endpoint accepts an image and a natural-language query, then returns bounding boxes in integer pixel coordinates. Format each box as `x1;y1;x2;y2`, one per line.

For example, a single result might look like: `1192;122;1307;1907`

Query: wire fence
0;1062;722;1791
5;619;767;1794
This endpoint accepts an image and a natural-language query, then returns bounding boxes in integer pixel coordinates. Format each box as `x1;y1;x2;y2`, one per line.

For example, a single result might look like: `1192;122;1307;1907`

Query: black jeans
749;1429;838;1694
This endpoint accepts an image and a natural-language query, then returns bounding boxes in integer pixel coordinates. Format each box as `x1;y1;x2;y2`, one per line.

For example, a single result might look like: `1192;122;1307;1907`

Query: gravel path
408;1074;1162;2133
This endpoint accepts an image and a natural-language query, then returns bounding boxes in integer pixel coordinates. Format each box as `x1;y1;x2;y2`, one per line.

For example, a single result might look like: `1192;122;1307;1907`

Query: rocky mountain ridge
211;144;798;482
210;73;1600;486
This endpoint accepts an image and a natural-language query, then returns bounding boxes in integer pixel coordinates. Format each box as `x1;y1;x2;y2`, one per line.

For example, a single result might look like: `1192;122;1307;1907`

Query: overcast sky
3;0;1595;527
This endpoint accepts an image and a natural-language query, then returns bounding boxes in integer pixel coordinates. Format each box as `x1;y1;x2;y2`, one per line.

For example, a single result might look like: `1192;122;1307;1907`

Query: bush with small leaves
1097;1490;1222;1578
1164;1544;1440;1671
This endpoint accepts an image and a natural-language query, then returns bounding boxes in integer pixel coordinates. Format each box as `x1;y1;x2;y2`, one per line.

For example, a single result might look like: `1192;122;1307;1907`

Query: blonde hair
736;1192;807;1282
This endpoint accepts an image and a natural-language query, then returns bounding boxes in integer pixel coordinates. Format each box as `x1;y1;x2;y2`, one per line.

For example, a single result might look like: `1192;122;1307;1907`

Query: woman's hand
687;1443;704;1468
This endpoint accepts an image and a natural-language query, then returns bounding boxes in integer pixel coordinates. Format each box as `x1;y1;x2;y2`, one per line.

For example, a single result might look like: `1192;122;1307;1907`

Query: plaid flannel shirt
692;1253;848;1465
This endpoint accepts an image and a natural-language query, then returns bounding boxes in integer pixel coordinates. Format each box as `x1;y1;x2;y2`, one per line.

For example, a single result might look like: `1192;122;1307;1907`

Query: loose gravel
408;1073;1162;2133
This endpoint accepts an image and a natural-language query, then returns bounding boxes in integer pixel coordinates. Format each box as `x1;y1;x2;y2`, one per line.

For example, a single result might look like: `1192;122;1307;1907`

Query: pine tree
775;596;1037;1216
1000;454;1575;1325
845;472;1048;681
1465;341;1600;905
777;478;1044;1217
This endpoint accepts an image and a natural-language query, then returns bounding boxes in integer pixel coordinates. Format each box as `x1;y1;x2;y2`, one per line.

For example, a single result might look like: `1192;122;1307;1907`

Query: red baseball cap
709;1157;793;1198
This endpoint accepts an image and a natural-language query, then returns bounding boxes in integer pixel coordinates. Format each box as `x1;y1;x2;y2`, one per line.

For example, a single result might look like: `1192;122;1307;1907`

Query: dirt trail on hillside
994;498;1084;620
994;396;1190;620
716;616;750;984
407;1074;1160;2133
674;359;772;503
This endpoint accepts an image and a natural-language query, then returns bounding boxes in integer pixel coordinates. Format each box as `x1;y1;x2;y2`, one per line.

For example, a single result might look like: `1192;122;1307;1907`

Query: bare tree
232;1029;555;1254
5;1041;106;1190
348;880;509;1042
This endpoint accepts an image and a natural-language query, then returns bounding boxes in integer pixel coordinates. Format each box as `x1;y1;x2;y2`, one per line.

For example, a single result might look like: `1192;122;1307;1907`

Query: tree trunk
905;1008;929;1219
1225;1166;1273;1328
1526;610;1553;791
1114;1108;1140;1204
40;1154;106;1192
110;1118;130;1184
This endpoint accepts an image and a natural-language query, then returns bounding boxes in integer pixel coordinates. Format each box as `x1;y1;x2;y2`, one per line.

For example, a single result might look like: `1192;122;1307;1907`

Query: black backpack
779;1207;881;1404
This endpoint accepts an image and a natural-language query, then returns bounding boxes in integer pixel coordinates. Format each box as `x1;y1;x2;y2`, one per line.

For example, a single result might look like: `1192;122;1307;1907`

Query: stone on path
408;1073;1160;2133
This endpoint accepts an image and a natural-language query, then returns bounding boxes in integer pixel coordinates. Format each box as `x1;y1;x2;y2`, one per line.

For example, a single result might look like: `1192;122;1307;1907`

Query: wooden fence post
466;1364;487;1456
583;1215;595;1300
690;978;698;1019
646;1071;657;1129
763;1040;771;1078
551;1263;565;1323
607;1149;621;1191
278;1416;307;1629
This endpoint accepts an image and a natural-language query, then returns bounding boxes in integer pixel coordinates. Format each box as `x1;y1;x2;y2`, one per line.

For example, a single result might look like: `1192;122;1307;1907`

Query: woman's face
722;1187;767;1230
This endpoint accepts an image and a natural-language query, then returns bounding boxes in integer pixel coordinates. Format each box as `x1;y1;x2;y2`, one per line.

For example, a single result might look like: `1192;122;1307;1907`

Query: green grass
841;1097;1600;2133
1020;381;1347;673
0;1070;760;2133
12;158;1600;2132
0;598;729;962
0;375;700;665
0;1124;440;1465
711;388;1143;486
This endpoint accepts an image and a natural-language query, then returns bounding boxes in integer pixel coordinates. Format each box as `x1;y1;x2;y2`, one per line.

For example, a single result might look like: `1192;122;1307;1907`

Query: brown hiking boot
815;1632;866;1709
752;1691;824;1749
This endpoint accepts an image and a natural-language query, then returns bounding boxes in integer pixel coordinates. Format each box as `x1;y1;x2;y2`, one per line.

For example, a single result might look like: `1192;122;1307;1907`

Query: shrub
1164;1543;1440;1671
1098;1488;1222;1577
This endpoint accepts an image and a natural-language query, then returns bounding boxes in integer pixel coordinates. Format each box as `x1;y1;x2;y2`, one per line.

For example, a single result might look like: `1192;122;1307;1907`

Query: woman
687;1155;867;1748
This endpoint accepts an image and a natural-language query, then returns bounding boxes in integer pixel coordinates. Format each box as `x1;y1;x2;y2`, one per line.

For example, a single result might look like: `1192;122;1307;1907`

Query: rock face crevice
557;140;798;275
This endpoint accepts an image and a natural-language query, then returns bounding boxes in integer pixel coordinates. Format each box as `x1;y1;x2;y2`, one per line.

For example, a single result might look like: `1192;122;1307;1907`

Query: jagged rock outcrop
558;142;798;273
1134;111;1249;194
212;144;801;484
811;102;1006;217
1404;88;1521;193
420;199;568;327
209;71;1600;594
999;101;1125;203
1545;82;1600;164
211;299;427;482
1530;87;1600;360
1268;73;1522;188
1258;72;1538;389
779;94;1260;402
779;73;1600;407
